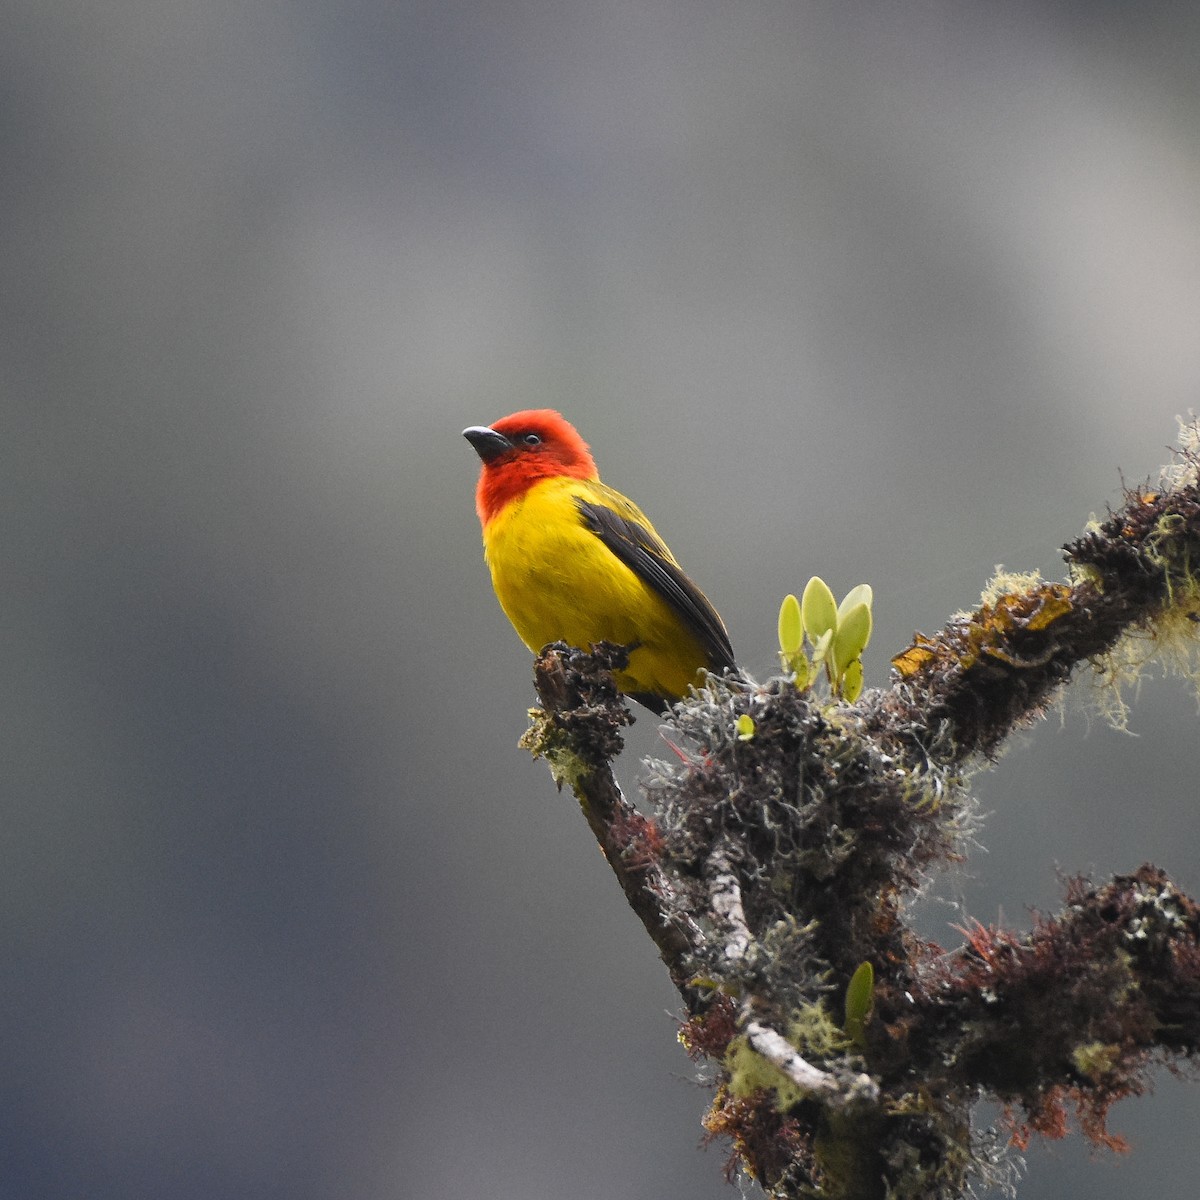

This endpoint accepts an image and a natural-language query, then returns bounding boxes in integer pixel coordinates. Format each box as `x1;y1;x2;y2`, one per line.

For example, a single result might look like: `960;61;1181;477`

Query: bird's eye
522;433;542;446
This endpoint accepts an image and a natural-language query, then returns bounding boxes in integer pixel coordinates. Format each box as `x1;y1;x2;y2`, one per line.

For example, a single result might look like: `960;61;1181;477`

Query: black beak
463;426;515;462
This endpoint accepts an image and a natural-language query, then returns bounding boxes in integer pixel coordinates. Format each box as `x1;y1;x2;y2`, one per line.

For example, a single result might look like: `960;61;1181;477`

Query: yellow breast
481;476;710;700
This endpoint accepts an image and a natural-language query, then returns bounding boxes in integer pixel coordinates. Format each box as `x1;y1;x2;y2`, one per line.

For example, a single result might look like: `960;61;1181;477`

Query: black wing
575;493;736;675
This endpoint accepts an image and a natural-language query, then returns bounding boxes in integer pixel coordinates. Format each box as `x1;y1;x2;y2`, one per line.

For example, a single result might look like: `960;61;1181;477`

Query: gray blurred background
4;2;1200;1197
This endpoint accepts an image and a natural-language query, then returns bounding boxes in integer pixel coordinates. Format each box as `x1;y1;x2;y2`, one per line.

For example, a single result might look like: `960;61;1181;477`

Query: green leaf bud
837;583;874;623
832;602;872;676
802;576;838;645
843;960;874;1050
809;628;833;668
841;658;864;703
778;593;803;657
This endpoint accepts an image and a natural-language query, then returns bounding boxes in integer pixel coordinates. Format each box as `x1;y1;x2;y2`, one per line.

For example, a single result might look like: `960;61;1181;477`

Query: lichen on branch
519;418;1200;1200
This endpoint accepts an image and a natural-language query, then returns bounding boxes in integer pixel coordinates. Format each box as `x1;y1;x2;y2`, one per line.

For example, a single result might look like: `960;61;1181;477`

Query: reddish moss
610;807;666;872
678;993;739;1062
1003;1089;1069;1151
702;1087;815;1191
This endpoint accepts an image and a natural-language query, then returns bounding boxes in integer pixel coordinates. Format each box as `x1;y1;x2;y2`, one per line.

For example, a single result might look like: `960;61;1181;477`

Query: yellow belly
482;477;710;700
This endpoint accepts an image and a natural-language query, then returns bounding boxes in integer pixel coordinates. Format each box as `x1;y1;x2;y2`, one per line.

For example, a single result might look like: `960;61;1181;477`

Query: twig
709;843;753;964
744;1015;878;1107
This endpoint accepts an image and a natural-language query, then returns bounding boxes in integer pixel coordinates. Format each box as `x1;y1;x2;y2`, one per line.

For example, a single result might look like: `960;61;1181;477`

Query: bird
463;409;735;713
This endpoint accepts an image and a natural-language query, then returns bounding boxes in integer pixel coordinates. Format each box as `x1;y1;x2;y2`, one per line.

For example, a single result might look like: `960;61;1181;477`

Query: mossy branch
520;641;701;990
521;419;1200;1200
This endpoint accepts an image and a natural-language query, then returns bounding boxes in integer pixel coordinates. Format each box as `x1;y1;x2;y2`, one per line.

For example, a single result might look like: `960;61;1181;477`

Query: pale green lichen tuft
1088;573;1200;731
1072;1041;1123;1082
519;709;592;792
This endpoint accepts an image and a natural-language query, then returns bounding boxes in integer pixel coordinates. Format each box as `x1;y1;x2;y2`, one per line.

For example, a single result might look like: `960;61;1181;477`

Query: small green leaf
802;576;838;645
841;658;864;702
832;601;872;676
735;713;755;741
837;584;874;622
778;593;803;656
809;628;833;668
843;960;874;1050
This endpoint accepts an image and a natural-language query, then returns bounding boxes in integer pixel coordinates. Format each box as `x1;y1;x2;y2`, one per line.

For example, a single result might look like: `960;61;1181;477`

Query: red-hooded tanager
464;409;735;712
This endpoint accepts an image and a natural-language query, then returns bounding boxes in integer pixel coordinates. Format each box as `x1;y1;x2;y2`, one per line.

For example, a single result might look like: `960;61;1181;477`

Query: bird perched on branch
463;409;735;713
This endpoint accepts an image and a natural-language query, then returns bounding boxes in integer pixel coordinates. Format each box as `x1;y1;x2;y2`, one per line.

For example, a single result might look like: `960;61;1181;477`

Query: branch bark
519;641;700;991
520;420;1200;1199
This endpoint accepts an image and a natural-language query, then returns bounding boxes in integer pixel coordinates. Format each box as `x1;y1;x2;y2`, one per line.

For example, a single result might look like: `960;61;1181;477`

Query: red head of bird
463;409;598;527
